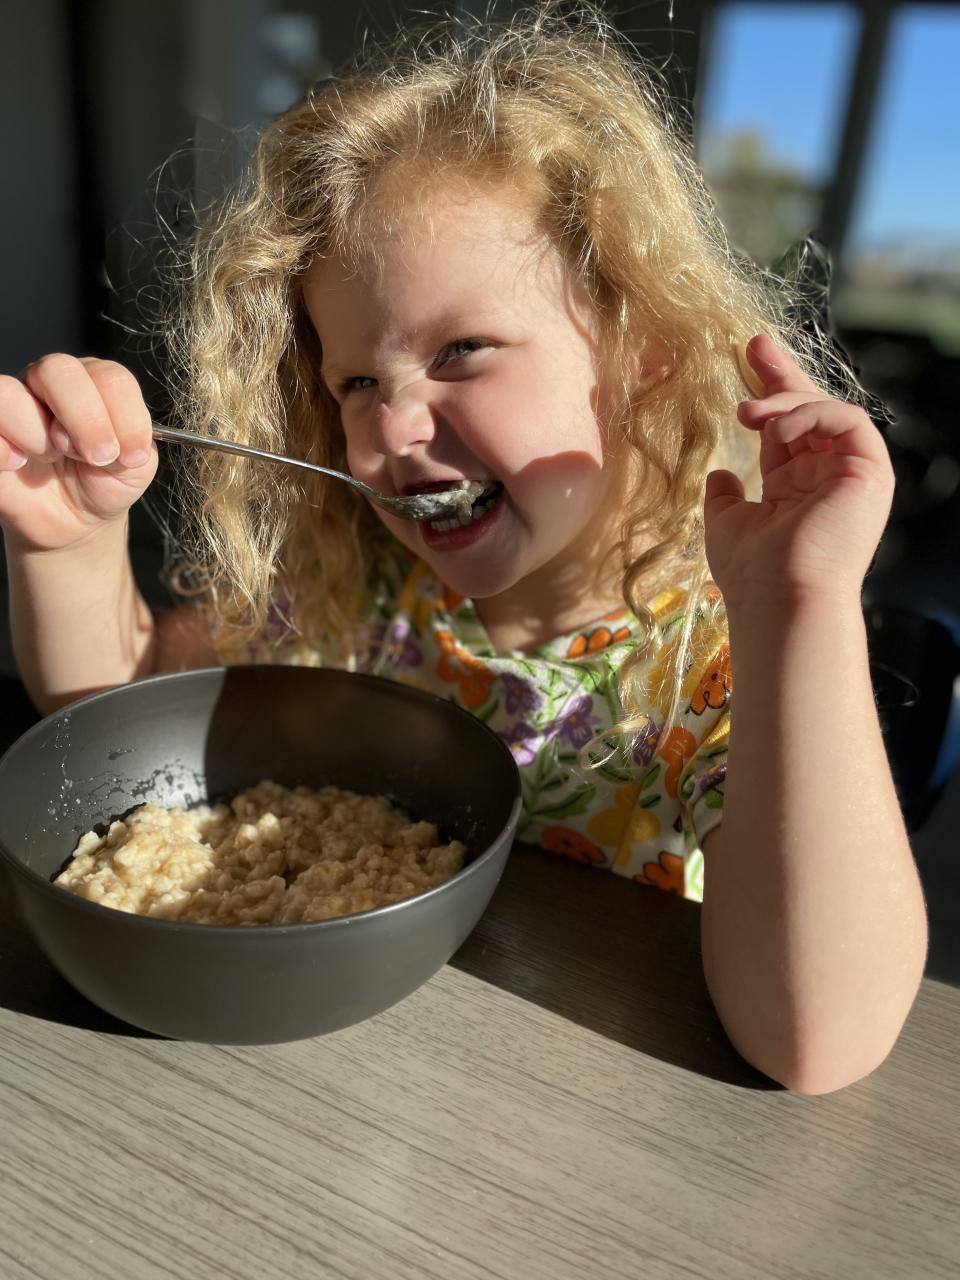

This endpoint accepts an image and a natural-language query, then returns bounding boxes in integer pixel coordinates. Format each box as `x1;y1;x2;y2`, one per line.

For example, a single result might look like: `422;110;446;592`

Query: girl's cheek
342;427;383;486
512;452;607;519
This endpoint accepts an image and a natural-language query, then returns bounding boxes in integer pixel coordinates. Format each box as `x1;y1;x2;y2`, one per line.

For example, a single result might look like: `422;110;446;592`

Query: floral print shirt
221;555;732;903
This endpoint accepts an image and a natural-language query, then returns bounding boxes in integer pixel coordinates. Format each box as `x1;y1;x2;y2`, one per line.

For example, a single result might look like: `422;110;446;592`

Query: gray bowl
0;666;521;1043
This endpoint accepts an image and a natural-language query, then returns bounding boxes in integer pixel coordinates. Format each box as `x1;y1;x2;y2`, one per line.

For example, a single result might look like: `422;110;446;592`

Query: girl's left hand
703;333;896;609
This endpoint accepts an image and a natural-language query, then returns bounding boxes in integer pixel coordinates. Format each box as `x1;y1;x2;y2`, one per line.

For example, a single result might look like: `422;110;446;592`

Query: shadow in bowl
0;666;521;1044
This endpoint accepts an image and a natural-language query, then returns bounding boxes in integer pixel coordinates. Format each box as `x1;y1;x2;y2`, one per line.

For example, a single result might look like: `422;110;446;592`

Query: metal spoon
151;423;486;522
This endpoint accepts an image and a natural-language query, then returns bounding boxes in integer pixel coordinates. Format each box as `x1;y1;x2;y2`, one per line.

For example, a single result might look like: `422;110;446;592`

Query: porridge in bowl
53;780;467;925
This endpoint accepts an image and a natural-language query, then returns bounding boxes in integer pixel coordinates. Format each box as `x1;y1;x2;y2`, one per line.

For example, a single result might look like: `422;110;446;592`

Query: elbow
740;1030;904;1096
748;957;927;1097
766;1056;887;1098
703;895;928;1098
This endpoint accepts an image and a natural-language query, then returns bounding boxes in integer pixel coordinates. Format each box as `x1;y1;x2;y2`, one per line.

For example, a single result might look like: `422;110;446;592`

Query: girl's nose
368;387;437;458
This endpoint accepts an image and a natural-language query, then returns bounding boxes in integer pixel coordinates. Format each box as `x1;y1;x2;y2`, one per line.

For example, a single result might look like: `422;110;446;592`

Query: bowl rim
0;664;523;935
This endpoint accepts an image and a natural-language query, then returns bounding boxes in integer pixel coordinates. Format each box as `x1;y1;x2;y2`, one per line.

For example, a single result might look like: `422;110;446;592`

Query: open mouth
424;481;504;532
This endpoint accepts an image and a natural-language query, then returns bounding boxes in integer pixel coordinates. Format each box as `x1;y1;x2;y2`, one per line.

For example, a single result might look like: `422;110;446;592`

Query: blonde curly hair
161;1;851;748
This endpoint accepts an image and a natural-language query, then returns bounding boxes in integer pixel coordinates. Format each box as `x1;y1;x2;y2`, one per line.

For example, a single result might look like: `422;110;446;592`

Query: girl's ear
593;339;672;451
588;335;666;430
624;339;674;397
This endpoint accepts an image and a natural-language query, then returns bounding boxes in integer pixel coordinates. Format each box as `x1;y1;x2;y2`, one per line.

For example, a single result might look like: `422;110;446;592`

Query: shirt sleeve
678;706;729;847
674;610;732;849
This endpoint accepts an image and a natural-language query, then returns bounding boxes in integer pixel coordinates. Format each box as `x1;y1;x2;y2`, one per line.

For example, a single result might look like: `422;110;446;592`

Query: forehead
302;181;556;321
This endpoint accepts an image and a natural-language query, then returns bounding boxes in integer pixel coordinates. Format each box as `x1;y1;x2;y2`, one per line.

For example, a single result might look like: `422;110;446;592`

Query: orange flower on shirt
645;600;728;717
565;624;632;659
659;726;697;798
634;851;685;895
434;628;496;708
690;645;732;715
541;826;607;865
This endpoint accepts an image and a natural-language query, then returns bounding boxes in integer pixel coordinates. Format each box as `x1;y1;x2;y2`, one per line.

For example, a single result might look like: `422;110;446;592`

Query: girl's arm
7;517;157;714
7;518;217;715
2;355;216;714
699;592;927;1094
699;335;928;1095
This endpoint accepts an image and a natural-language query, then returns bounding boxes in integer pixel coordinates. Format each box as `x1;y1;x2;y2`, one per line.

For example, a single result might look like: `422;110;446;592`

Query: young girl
0;4;927;1091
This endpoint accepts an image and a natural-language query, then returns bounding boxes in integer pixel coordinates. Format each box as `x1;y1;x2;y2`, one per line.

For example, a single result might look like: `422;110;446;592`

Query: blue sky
696;2;960;249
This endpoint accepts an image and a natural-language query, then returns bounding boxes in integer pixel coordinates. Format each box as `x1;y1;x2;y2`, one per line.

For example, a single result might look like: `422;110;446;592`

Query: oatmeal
53;780;467;925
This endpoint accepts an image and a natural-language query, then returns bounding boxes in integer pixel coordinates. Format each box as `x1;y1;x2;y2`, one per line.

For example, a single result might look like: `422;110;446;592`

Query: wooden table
1;846;957;1279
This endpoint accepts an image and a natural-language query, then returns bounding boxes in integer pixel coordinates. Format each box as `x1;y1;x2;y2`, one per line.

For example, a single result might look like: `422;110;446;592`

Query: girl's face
303;182;625;614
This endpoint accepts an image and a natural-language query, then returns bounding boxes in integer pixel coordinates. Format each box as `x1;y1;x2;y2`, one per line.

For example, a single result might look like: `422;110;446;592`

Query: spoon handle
149;423;476;521
150;423;377;497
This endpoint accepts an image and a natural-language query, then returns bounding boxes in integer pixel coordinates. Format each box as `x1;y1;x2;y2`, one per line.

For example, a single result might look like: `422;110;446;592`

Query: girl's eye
437;338;488;367
339;338;487;393
341;375;377;394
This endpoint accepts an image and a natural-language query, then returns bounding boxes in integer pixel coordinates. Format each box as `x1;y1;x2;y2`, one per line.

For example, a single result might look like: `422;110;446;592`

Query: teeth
428;483;502;533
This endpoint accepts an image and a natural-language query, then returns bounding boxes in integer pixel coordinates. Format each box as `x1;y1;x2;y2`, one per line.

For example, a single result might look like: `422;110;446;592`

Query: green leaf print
639;762;662;790
577;667;604;695
521;731;553;816
513;657;543;681
594;658;625;724
592;758;634;785
537;774;566;792
475;697;500;723
530;785;594;822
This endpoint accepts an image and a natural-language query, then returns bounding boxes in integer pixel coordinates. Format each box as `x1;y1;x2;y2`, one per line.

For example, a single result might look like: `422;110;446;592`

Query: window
835;4;960;351
696;2;862;265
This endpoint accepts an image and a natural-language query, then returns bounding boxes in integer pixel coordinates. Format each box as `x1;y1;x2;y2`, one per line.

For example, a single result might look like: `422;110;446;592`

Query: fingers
745;334;821;396
739;391;835;471
703;468;745;518
7;354;154;472
739;336;828;468
22;356;120;466
737;334;833;469
737;339;889;473
754;400;892;470
737;389;831;429
0;440;28;471
80;357;154;467
0;374;57;468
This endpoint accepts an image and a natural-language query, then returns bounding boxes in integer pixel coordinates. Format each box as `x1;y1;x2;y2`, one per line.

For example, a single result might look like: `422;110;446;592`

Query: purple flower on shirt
547;694;600;750
353;621;387;670
501;671;542;716
384;617;422;667
499;720;539;767
694;761;727;794
263;597;295;642
633;718;663;766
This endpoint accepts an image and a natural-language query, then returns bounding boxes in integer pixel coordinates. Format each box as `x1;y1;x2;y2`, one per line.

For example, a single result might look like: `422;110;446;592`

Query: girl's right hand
0;354;159;553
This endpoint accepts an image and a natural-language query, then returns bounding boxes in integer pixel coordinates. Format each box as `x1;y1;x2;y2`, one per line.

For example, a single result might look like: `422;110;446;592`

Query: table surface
1;845;957;1280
